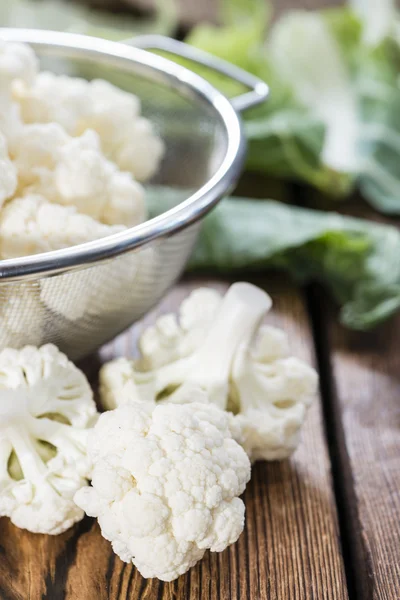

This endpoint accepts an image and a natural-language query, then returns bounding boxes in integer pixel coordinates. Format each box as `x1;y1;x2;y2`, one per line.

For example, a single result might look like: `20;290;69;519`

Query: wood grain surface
0;278;349;599
310;295;400;600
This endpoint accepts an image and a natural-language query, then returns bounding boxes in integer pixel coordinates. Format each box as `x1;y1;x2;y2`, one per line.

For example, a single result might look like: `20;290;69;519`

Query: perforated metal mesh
0;50;228;359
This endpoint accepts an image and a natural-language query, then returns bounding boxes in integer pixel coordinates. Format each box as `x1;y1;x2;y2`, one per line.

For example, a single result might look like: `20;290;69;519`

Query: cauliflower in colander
0;133;17;210
0;285;44;346
74;393;250;581
0;194;124;260
0;41;37;142
13;72;164;181
0;344;98;534
11;123;146;227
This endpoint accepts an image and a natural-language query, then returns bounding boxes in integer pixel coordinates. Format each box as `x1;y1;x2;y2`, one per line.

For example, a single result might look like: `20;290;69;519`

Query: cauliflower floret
231;326;318;461
11;124;146;226
100;288;223;410
0;133;17;209
0;41;37;142
110;116;165;182
13;71;89;133
0;194;124;259
99;283;318;462
139;287;223;370
0;41;37;93
0;285;44;346
40;249;141;322
0;344;98;534
74;397;250;581
13;72;164;182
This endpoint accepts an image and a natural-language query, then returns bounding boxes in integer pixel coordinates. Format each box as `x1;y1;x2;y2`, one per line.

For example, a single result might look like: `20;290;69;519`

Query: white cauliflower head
11;124;146;227
0;344;98;534
13;72;164;182
0;194;124;260
74;396;250;581
99;283;318;462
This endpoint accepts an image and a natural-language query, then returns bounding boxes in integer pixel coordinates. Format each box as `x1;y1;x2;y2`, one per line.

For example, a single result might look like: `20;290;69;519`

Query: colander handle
128;35;269;112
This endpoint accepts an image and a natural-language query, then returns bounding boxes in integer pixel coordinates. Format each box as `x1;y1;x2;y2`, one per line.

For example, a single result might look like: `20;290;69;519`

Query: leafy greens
147;190;400;331
186;0;400;213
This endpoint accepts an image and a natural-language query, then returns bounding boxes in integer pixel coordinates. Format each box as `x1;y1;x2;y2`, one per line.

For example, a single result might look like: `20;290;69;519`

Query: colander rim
0;28;246;282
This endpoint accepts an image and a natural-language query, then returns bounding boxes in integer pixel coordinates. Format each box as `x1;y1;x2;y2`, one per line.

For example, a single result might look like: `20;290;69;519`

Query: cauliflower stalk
74;392;250;581
100;283;318;462
0;344;98;534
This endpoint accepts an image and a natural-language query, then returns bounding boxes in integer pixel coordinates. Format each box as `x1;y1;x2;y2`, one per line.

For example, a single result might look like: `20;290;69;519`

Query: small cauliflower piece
138;287;223;370
0;194;124;259
99;283;318;462
0;285;44;346
13;71;89;133
40;250;141;322
0;41;38;94
0;133;17;209
74;396;250;581
13;73;164;182
230;326;318;461
12;124;146;226
0;344;98;534
110;116;165;182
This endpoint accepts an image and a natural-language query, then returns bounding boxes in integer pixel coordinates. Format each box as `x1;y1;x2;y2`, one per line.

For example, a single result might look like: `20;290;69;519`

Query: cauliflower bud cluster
0;40;165;260
0;344;98;534
75;393;251;582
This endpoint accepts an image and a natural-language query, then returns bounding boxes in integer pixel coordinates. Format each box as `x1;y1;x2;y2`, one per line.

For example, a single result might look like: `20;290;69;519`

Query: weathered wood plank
314;294;400;600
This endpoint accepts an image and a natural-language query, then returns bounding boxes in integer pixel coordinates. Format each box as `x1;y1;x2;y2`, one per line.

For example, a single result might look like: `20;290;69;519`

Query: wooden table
1;1;399;598
2;271;399;600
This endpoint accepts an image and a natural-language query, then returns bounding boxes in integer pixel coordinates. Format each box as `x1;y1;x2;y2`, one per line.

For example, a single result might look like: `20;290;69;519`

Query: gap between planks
307;285;400;600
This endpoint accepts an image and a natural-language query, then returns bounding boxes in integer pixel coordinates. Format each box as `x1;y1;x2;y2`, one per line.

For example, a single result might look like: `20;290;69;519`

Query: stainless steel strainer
0;30;268;360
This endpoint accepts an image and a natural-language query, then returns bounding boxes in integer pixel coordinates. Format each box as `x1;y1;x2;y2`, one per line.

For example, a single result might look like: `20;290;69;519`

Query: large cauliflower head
0;344;98;534
74;398;251;581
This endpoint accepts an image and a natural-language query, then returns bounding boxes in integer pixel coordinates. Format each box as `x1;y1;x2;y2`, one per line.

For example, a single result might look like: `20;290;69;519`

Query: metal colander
0;30;268;360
